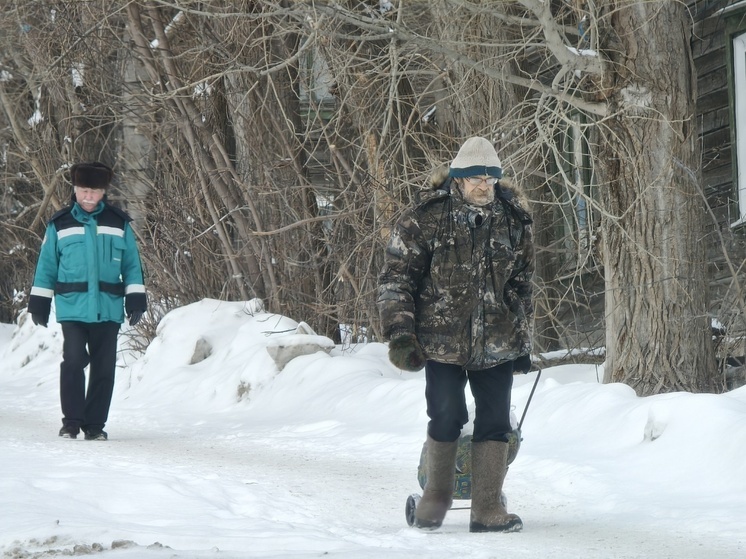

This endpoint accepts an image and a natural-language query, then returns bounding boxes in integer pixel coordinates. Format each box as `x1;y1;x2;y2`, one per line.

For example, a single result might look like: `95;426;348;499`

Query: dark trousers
425;360;514;443
60;321;120;432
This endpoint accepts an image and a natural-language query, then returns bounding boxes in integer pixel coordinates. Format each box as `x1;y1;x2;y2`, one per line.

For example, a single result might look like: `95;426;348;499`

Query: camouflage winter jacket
377;172;534;370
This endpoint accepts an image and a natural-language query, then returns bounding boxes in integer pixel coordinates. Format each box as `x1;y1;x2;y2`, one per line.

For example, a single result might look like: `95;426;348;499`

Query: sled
404;369;541;527
404;429;519;527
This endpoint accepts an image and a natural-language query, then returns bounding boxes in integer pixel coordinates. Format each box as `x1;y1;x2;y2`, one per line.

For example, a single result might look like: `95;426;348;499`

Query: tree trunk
599;2;715;394
119;26;152;227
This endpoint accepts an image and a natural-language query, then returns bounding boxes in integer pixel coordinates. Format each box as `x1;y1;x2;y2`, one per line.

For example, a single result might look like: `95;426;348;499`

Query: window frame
725;6;746;227
550;110;596;271
731;31;746;226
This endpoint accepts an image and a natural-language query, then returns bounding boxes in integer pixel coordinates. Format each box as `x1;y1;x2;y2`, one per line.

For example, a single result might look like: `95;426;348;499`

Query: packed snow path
1;393;742;559
1;301;744;558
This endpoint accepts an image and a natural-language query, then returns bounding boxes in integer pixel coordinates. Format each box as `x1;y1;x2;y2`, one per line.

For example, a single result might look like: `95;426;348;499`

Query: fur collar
427;164;530;212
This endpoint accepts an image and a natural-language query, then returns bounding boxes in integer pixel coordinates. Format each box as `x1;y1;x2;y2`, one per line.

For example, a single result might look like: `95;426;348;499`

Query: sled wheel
405;493;421;527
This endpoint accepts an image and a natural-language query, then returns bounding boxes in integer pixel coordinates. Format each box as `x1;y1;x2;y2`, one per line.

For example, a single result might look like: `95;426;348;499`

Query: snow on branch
150;11;185;49
313;3;607;117
71;63;84;88
517;0;604;77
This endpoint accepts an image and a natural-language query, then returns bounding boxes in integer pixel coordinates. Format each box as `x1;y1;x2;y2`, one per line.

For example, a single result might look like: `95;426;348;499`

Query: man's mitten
128;310;144;326
513;354;532;374
388;333;427;372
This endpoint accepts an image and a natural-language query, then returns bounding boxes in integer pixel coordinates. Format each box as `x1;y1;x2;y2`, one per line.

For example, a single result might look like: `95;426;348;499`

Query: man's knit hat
70;162;113;189
448;137;502;179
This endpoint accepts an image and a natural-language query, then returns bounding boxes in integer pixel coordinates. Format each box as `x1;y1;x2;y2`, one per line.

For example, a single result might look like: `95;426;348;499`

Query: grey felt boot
414;435;458;529
469;440;523;533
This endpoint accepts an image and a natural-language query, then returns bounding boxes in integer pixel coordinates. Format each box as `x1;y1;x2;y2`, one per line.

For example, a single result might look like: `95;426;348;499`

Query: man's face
460;176;496;207
74;186;105;213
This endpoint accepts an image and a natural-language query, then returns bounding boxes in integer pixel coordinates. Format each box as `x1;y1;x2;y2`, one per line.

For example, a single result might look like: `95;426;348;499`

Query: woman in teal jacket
28;162;147;441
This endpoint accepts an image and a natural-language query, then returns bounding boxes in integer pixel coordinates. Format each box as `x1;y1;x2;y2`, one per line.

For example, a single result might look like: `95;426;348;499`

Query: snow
566;46;598;58
150;11;185;49
1;298;745;558
27;109;44;127
379;0;394;13
27;87;44;127
71;63;84;88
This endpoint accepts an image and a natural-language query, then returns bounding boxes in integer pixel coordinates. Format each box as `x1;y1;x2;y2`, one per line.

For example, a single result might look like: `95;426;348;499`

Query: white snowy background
1;298;745;558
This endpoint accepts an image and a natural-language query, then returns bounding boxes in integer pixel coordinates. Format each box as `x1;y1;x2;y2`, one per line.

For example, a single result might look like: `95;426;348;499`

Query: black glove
31;314;48;328
513;354;532;374
388;333;427;372
128;310;144;326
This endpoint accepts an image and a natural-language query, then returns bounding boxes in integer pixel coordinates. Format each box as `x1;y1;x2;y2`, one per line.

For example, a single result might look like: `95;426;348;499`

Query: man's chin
465;195;494;207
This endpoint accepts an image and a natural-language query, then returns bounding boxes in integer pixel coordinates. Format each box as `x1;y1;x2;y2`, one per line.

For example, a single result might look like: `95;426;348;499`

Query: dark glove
128;310;144;326
31;314;48;328
388;333;427;372
513;354;532;374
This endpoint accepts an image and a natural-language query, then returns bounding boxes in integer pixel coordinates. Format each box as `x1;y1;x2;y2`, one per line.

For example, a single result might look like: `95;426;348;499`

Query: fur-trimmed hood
426;164;531;213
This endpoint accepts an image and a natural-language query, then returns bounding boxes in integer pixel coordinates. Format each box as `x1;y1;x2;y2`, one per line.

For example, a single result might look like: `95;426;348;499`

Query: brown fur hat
70;162;113;189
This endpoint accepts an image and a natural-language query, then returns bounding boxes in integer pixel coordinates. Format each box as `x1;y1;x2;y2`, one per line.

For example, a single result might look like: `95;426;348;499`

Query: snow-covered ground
1;298;744;558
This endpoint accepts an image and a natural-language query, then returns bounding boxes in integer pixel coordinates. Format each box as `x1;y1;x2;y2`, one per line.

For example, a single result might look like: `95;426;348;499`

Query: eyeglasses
465;176;498;186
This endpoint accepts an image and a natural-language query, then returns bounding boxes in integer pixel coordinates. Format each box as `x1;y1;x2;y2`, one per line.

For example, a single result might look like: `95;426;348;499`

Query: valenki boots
414;435;458;529
469;440;523;532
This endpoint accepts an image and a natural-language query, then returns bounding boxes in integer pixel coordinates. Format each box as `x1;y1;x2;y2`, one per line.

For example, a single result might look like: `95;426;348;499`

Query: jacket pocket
482;302;522;361
109;237;126;264
100;237;126;283
57;237;86;282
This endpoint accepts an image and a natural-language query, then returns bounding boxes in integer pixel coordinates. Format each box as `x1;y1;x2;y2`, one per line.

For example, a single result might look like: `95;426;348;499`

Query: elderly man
378;137;534;532
28;162;147;441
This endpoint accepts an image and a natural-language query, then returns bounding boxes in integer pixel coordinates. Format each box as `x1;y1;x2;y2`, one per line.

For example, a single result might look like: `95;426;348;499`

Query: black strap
55;281;87;294
99;281;125;296
54;281;125;296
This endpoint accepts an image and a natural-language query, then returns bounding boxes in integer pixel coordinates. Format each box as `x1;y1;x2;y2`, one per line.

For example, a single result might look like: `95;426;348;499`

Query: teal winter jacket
28;200;147;324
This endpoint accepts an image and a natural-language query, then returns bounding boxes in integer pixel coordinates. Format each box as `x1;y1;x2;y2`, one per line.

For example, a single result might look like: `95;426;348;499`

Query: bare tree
595;2;714;393
0;0;727;394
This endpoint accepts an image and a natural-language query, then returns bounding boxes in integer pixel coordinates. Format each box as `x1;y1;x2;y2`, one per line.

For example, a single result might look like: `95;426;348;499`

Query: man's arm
28;224;60;325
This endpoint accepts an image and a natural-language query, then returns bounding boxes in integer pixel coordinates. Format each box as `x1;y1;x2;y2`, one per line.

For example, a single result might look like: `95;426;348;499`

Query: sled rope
518;369;541;430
